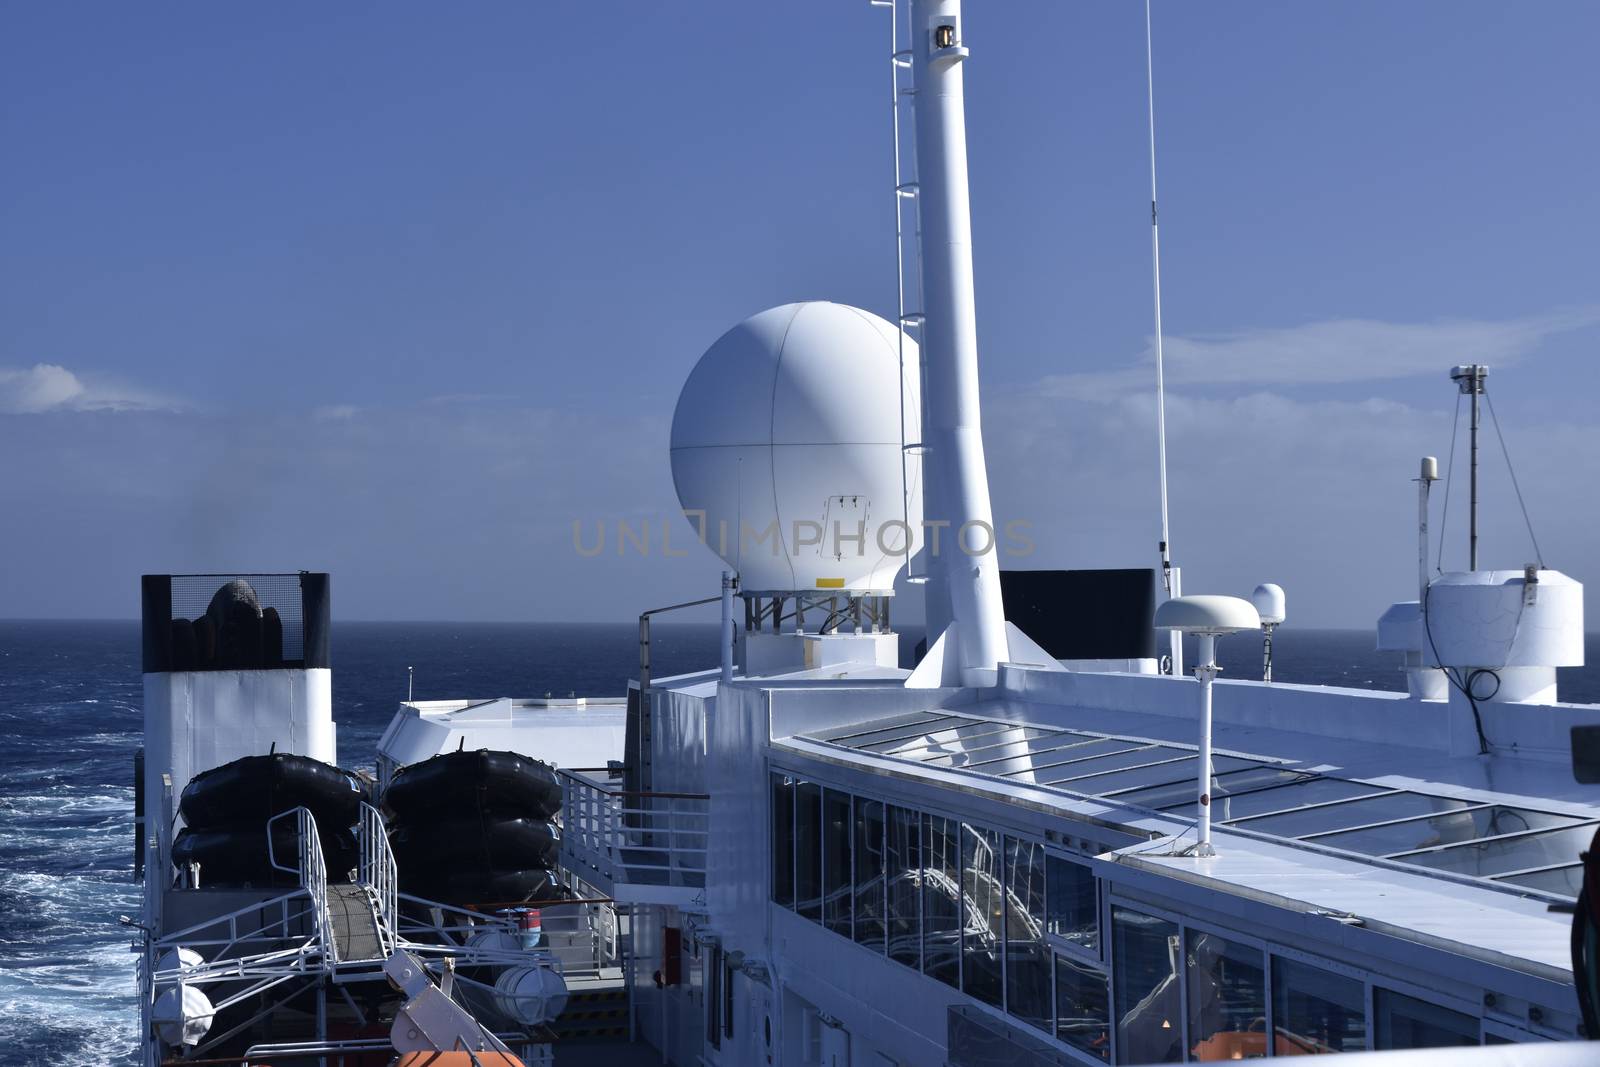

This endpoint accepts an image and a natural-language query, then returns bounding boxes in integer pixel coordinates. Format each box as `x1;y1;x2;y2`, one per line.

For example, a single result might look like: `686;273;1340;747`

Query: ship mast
908;0;1008;684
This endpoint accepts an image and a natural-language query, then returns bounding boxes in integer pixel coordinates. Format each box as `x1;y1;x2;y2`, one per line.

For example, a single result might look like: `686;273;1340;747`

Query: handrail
357;801;397;952
266;806;334;963
558;767;709;893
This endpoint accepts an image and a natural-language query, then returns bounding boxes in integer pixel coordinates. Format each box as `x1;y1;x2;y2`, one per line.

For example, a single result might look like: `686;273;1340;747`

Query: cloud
0;362;176;414
982;365;1600;625
313;404;360;421
1039;306;1600;399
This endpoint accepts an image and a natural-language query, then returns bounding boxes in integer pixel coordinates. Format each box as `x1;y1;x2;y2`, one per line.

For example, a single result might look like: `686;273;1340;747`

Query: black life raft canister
180;752;369;832
383;749;561;822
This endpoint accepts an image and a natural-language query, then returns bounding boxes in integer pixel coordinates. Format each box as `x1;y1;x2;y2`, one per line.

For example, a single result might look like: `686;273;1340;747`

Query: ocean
1;620;1595;1065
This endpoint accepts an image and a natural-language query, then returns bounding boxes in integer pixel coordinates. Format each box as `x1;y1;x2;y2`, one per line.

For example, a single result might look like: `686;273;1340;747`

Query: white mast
909;0;1007;684
1144;0;1183;676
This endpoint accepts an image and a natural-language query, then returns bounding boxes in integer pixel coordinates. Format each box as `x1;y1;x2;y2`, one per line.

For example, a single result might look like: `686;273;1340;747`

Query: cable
1421;582;1490;756
1484;391;1545;568
1436;392;1462;572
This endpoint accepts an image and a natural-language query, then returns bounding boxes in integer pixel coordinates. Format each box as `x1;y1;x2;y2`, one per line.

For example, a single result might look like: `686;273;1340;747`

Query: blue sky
2;2;1596;626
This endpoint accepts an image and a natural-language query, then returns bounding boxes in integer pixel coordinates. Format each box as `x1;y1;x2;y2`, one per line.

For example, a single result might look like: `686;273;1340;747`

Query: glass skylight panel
1075;754;1264;798
954;735;1126;776
1311;805;1585;859
1211;778;1391;823
895;726;1057;765
961;731;1110;768
852;719;989;752
1111;767;1312;809
995;739;1148;779
1029;746;1185;787
814;713;964;746
867;719;1020;755
1395;822;1600;879
1493;864;1583;897
1223;790;1459;838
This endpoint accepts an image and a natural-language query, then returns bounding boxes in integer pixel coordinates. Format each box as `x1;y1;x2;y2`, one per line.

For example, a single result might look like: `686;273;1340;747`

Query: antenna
407;665;414;703
1144;0;1182;676
1450;365;1488;570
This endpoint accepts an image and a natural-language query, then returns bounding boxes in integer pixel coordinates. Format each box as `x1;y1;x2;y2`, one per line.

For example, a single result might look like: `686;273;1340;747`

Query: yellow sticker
815;577;846;588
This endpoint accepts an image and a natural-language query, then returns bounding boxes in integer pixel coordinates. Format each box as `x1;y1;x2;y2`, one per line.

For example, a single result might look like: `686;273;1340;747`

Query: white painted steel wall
143;667;334;867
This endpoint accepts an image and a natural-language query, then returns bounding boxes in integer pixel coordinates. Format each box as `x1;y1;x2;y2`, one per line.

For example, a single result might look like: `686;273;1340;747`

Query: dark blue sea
0;620;1595;1065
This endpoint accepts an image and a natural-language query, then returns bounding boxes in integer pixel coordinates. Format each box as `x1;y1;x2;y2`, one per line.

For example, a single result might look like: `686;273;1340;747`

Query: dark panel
999;569;1157;660
822;788;853;937
770;774;794;908
141;575;173;673
795;783;822;921
854;798;886;953
300;571;331;669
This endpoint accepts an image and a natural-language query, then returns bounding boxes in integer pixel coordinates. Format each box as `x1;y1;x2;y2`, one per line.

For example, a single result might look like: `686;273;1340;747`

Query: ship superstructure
130;2;1600;1064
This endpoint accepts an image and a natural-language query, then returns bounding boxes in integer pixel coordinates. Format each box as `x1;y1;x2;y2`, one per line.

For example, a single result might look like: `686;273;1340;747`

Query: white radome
670;302;923;595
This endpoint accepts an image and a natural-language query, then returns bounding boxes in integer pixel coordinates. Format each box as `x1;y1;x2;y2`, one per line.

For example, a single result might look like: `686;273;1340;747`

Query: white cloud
0;362;175;414
1039;306;1600;399
313;404;360;421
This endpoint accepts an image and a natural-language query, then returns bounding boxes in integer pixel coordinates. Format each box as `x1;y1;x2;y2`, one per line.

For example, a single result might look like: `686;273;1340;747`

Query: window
1111;767;1310;810
1312;805;1584;858
1056;953;1110;1062
854;798;886;953
822;788;852;937
923;814;961;988
886;805;921;968
1004;837;1050;1031
1495;864;1583;895
1046;854;1099;955
771;774;794;907
1374;989;1478;1049
1210;778;1389;822
1184;929;1265;1061
961;824;1004;1007
1112;906;1181;1064
1231;792;1472;839
706;943;723;1049
1272;956;1365;1054
795;782;822;921
1398;821;1600;879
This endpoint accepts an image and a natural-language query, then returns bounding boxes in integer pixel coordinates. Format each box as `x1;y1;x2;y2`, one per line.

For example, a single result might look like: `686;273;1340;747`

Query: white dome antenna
1155;594;1261;857
1250;583;1286;682
670;301;923;599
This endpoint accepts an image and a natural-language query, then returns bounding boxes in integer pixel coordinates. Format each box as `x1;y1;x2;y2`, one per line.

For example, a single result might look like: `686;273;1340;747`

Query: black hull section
384;749;560;822
172;822;358;888
180;753;368;832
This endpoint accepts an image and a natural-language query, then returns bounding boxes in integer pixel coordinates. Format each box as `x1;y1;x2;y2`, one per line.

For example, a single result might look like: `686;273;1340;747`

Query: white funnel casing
140;574;336;880
909;0;1009;686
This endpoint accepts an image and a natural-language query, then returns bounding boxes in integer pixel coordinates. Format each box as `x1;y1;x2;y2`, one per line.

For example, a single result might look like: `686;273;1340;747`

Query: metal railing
357;800;397;953
267;806;335;963
559;769;709;893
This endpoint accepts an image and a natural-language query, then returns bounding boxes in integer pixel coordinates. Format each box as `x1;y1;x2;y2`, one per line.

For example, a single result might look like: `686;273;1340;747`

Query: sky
1;2;1596;627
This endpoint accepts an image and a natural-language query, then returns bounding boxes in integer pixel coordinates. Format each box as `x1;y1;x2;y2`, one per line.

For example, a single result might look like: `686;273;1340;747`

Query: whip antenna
1145;0;1182;674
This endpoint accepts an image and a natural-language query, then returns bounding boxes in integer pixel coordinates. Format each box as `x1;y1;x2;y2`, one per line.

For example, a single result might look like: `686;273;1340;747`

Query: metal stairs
326;882;386;963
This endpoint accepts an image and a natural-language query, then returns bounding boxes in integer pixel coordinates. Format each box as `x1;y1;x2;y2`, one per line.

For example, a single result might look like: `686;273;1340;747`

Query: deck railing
267;806;335;963
558;769;709;895
357;800;398;952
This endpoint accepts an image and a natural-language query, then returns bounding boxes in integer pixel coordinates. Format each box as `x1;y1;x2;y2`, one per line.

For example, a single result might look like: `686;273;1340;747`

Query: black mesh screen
142;572;330;672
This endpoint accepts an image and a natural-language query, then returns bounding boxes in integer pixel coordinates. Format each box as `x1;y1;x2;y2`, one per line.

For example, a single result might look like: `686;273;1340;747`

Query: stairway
326;882;387;963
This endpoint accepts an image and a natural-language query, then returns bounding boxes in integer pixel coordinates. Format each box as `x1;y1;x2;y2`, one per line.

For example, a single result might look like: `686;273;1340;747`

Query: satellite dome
670;302;923;595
